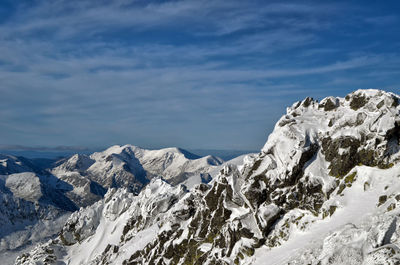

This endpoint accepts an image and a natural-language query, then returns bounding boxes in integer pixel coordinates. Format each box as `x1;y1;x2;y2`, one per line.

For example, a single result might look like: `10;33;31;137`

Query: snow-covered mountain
0;147;224;264
51;145;223;207
15;89;400;265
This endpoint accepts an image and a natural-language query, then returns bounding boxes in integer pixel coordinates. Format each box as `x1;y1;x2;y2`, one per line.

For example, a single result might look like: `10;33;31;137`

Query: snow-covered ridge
89;144;223;181
51;145;223;207
14;89;400;264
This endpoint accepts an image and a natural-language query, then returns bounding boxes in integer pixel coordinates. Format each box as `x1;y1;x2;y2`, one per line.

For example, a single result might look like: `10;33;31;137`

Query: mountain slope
0;171;74;265
15;89;400;265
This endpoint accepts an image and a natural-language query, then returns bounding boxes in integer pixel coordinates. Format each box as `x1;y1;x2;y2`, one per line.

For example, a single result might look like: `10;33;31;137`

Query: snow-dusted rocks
126;89;400;264
14;89;400;264
286;164;400;265
15;178;188;265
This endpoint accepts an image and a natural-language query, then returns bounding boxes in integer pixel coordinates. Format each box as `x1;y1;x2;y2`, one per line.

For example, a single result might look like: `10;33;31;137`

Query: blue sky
0;0;399;151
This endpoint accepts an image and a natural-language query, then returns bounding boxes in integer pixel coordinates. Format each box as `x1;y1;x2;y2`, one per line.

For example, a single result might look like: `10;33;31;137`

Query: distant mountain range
1;146;244;264
0;146;256;161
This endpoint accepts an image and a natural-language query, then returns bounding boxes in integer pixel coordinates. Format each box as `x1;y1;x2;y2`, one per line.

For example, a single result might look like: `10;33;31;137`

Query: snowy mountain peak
56;154;94;172
263;89;399;179
49;145;223;208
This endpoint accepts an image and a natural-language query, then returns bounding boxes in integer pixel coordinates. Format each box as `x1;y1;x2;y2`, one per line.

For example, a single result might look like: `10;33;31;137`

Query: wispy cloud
364;15;398;26
0;1;339;38
0;0;399;150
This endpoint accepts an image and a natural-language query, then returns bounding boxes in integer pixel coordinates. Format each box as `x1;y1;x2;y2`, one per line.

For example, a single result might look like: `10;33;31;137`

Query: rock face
14;89;400;265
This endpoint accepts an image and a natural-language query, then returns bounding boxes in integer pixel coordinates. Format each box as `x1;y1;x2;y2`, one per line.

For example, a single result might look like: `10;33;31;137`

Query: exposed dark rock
378;195;388;206
377;100;385;109
302;97;314;107
350;93;368;110
319;98;338;111
279;118;296;127
322;136;361;177
283;144;319;186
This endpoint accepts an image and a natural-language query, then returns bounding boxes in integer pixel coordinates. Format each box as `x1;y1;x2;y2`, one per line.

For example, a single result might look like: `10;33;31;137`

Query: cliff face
16;89;400;265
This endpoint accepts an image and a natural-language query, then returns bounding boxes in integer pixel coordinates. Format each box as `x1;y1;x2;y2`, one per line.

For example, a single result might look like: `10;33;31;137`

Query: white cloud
0;0;399;149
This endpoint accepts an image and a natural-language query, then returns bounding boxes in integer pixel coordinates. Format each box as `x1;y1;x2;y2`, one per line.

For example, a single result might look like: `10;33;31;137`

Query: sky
0;0;399;152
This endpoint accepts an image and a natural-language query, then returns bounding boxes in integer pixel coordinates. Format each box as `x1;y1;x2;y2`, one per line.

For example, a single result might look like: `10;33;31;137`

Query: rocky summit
13;89;400;264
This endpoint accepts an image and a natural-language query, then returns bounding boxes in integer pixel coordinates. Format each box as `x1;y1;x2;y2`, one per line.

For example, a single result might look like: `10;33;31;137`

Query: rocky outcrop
119;89;400;264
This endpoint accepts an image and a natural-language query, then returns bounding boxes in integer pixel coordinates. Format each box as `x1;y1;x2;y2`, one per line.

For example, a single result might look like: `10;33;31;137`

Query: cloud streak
0;0;399;150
